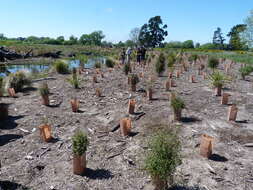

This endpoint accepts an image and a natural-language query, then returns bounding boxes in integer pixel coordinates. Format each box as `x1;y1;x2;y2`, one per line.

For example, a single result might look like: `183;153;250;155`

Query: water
0;57;105;77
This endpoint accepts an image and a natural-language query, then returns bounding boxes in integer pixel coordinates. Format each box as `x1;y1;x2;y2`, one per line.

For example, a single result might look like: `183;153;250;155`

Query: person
140;46;147;66
136;47;142;65
126;47;132;64
120;48;126;64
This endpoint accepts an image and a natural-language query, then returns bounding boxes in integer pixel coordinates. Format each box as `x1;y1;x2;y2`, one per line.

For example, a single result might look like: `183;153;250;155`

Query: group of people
120;46;147;66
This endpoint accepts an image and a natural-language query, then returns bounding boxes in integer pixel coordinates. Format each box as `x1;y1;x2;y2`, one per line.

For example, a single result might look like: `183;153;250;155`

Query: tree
66;35;78;45
213;27;225;49
242;10;253;48
195;42;200;48
0;34;6;40
129;27;140;45
79;31;105;46
227;24;247;50
182;40;194;49
139;16;168;47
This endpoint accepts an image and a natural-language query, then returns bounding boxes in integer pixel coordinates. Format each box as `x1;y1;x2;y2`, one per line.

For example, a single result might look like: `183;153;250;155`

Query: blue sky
1;0;252;44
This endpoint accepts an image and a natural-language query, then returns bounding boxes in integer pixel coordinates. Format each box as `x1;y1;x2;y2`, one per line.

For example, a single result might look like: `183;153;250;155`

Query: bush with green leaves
188;54;198;62
144;130;181;189
239;65;253;80
105;58;114;68
208;57;219;70
39;82;49;97
209;71;229;88
72;130;89;156
67;68;79;88
123;63;131;75
155;53;166;76
171;96;185;112
9;71;31;92
94;62;101;69
54;60;69;74
167;54;176;68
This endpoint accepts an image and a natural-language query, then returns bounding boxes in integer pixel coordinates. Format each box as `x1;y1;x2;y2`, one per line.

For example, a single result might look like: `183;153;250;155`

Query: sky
0;0;252;44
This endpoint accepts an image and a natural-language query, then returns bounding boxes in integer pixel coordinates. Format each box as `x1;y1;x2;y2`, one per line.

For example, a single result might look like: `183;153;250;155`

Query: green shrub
72;130;89;156
54;60;69;74
105;58;114;68
239;65;253;80
67;68;79;89
208;57;219;70
209;71;229;88
188;54;198;62
171;96;185;112
39;82;49;96
144;130;181;188
94;62;101;68
123;63;131;75
155;53;166;76
167;54;176;68
9;71;31;92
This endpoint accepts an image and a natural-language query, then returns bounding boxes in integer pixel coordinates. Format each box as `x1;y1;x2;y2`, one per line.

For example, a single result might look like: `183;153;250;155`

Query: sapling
129;73;139;92
39;82;50;106
123;63;131;75
8;71;31;92
209;71;229;96
208;57;219;71
94;62;101;69
239;65;253;80
105;58;114;68
155;53;166;76
67;68;80;89
54;60;69;74
144;130;181;190
170;95;185;121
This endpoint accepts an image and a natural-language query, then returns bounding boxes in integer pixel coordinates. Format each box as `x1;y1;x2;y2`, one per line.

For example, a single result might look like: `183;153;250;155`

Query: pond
0;57;105;77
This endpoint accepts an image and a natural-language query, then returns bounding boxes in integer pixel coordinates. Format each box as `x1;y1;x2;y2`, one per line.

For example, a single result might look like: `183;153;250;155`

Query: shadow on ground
0;134;23;146
0;180;28;190
0;115;25;130
84;168;113;180
209;154;228;162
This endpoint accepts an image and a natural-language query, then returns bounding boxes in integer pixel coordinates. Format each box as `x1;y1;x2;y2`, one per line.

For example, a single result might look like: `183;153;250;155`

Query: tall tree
242;10;253;48
213;27;225;49
129;27;140;45
139;16;168;47
79;31;105;46
227;24;247;50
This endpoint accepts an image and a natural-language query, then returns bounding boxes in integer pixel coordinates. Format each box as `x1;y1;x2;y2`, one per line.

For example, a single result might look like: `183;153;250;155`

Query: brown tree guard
73;153;86;175
228;105;238;121
93;75;97;83
200;134;214;158
152;175;168;190
8;88;16;97
215;86;222;96
120;118;132;136
176;71;180;78
70;99;79;112
221;93;230;105
130;83;136;92
147;88;153;100
0;103;8;120
128;99;136;114
190;75;195;83
95;88;102;97
174;109;182;121
41;95;50;106
39;125;52;142
165;80;171;91
168;72;173;79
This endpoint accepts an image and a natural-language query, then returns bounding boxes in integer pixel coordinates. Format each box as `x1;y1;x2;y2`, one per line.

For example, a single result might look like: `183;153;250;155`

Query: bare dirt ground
0;54;253;190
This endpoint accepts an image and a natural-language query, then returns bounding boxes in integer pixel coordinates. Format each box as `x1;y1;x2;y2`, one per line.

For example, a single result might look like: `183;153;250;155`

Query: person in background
136;47;142;65
120;48;126;64
126;47;132;64
141;46;147;66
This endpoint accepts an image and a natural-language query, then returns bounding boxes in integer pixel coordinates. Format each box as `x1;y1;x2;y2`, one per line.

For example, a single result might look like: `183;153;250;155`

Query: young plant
239;65;253;80
167;54;176;68
8;71;31;92
209;71;229;96
155;53;166;76
170;95;185;121
144;130;181;189
129;73;139;86
72;130;89;156
94;62;101;69
123;63;131;75
208;57;219;71
188;54;198;63
67;68;80;89
105;58;115;68
39;82;50;97
54;60;69;74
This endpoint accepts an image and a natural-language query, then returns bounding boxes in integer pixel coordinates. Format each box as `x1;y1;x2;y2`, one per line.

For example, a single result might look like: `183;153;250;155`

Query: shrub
72;130;89;156
9;71;31;92
209;71;228;88
155;53;166;76
144;130;181;188
239;65;253;80
208;57;219;70
171;96;185;112
168;54;176;68
129;73;139;85
105;58;114;68
67;68;79;88
39;82;49;97
123;63;131;75
94;62;101;68
188;54;198;62
54;60;69;74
